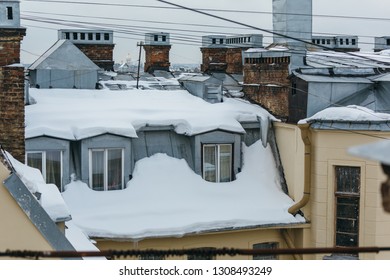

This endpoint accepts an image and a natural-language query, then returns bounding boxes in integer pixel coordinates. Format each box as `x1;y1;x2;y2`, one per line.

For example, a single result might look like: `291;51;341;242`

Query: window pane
46;151;62;191
204;145;217;182
27;152;43;173
253;242;278;260
91;151;104;191
219;144;232;182
107;149;122;190
335;166;360;193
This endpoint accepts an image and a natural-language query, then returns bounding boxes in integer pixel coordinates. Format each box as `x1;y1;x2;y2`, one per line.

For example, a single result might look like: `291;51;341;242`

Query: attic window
104;33;110;41
7;7;13;20
322;39;325;44
65;32;70;40
212;38;216;44
346;38;350;45
96;33;101;40
89;148;124;191
352;39;356;45
327;39;331;45
162;35;166;42
88;33;93;40
219;38;224;44
340;38;344;45
202;144;232;183
80;33;85;40
26;151;63;192
73;33;78;40
154;35;158;41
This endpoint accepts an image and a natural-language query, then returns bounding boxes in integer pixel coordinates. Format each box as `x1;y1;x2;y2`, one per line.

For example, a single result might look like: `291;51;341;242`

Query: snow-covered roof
299;105;390;125
6;152;71;222
26;88;277;140
62;141;305;240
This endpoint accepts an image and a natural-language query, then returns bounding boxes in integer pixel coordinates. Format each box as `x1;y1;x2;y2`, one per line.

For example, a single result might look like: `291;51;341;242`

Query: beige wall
96;227;307;260
275;123;390;260
0;162;53;258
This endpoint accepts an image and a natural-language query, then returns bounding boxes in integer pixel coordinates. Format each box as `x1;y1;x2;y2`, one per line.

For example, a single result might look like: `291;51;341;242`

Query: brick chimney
0;0;26;162
242;0;312;121
58;29;115;71
201;34;263;74
143;32;171;74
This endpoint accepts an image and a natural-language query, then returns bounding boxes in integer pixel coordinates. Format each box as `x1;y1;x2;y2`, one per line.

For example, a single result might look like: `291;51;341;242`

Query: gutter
288;123;311;215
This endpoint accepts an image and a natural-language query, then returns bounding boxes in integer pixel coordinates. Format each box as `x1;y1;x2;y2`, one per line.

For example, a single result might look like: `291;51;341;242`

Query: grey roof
3;173;78;253
29;40;100;71
293;72;373;83
306;50;390;69
310;120;390;131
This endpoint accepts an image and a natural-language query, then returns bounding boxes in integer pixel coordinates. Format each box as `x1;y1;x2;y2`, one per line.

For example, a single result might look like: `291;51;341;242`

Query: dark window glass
7;7;13;20
253;242;278;260
104;33;110;40
96;33;101;40
80;33;85;40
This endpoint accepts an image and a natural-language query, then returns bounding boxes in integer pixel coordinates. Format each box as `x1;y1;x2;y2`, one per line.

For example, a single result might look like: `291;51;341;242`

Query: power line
1;246;390;259
154;0;390;67
22;0;390;23
20;11;386;48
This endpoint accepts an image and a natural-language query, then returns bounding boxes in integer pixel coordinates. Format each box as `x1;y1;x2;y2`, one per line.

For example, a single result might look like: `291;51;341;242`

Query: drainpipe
281;229;302;260
288;123;311;215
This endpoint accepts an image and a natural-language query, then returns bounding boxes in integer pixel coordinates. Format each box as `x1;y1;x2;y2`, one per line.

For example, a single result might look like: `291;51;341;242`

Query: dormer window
7;7;13;20
202;144;232;183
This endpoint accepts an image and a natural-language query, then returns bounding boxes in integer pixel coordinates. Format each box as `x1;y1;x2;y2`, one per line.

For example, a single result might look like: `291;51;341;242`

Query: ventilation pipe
288;123;311;215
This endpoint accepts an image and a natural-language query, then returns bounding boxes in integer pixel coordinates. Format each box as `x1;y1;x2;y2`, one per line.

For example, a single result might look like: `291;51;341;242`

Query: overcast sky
19;0;390;65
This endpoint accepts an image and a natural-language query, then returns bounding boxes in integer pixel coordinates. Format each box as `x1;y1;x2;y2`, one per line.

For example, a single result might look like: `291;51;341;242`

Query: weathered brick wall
226;48;245;74
75;44;115;71
0;29;26;66
243;56;290;120
143;45;171;73
200;48;227;73
0;66;25;162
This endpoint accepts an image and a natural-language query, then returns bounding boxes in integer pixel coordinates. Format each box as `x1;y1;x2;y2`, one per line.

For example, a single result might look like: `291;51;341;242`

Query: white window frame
89;148;124;191
202;143;233;183
25;150;63;190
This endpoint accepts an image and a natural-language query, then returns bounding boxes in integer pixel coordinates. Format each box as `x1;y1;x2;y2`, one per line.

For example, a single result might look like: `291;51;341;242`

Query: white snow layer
62;140;305;240
6;152;71;222
298;105;390;124
25;88;277;140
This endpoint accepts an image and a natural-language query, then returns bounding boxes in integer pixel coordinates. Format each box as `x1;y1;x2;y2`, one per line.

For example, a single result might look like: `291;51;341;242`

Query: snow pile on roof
26;88;277;140
62;140;305;240
65;221;106;260
299;105;390;124
6;152;71;222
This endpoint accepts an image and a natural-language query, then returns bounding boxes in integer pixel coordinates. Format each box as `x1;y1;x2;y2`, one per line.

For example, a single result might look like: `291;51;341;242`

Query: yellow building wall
96;227;305;260
0;162;54;258
275;123;390;260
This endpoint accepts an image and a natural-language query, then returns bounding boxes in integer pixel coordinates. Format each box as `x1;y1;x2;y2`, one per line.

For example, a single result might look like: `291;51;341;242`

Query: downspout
288;123;311;215
281;229;302;260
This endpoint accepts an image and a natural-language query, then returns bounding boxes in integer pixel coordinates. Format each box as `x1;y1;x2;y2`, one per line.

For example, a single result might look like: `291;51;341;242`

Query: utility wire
20;11;385;48
2;246;390;259
155;0;390;67
22;0;390;22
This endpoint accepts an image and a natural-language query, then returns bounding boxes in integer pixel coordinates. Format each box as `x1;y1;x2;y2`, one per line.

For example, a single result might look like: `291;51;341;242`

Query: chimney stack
143;32;171;74
0;0;26;162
